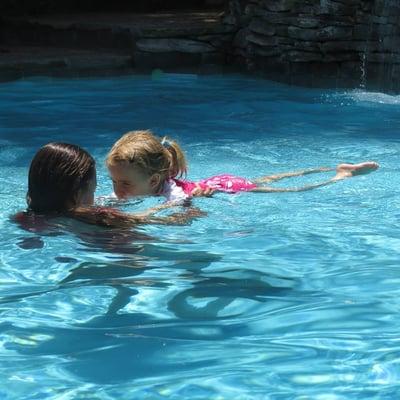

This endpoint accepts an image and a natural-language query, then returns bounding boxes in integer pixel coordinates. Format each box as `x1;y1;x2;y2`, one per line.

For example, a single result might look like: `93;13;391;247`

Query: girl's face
108;163;160;199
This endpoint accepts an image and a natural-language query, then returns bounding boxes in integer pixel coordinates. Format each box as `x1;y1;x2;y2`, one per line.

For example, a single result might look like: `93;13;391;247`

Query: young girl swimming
106;130;379;203
16;142;203;229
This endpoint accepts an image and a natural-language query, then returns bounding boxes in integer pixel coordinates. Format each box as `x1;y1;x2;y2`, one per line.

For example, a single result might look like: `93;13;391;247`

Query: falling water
360;32;371;89
361;0;400;91
359;1;374;89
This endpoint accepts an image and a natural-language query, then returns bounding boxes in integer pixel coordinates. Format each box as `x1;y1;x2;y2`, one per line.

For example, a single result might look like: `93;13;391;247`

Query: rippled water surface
0;74;399;399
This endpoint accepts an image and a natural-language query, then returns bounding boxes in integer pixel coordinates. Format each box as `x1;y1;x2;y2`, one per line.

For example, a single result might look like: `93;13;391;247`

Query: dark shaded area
0;0;225;16
0;10;235;80
55;256;77;263
1;0;400;92
17;236;44;249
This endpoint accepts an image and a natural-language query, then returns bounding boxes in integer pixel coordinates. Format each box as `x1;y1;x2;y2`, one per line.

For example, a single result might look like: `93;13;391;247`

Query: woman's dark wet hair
25;142;147;228
27;142;96;213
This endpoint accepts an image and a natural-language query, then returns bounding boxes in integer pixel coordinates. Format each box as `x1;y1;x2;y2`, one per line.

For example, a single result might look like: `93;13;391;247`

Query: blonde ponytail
161;136;187;178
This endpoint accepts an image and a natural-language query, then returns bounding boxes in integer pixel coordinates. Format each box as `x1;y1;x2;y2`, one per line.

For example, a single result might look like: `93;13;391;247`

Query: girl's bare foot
334;162;379;180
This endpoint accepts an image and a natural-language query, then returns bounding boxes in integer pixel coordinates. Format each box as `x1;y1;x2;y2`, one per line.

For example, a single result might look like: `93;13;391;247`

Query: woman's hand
166;207;207;225
147;207;207;225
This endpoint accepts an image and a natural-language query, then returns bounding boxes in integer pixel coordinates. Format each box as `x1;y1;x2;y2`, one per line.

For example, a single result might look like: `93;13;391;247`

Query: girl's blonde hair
106;130;187;180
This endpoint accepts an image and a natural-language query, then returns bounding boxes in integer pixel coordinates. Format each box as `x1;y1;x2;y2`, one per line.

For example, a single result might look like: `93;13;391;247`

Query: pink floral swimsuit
162;175;257;202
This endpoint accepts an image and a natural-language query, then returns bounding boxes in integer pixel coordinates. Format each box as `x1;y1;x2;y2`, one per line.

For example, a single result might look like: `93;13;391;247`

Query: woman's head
106;130;187;199
27;143;96;213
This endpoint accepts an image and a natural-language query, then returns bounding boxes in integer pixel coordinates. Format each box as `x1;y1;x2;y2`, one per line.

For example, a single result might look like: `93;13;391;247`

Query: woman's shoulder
12;211;56;233
71;206;133;228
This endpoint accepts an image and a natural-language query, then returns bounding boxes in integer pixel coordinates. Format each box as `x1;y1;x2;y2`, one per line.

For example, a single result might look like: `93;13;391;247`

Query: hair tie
161;137;172;148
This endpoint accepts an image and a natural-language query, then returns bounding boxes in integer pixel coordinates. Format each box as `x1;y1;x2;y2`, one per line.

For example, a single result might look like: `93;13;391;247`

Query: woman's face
76;174;97;207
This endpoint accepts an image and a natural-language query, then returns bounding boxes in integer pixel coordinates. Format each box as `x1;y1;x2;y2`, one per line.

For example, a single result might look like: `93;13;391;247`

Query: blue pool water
0;74;399;399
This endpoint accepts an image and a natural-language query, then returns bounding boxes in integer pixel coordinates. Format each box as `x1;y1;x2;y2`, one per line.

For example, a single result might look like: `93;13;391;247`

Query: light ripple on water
0;74;399;398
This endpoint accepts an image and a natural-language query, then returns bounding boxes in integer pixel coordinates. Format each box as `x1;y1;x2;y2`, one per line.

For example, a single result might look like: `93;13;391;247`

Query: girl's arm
191;184;215;197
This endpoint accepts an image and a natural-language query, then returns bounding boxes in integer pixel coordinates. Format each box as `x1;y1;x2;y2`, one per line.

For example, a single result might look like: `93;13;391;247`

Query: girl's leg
334;162;379;179
253;167;333;184
250;162;379;193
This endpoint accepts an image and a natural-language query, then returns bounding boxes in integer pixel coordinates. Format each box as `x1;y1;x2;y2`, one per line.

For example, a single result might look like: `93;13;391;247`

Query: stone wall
0;12;235;80
225;0;400;91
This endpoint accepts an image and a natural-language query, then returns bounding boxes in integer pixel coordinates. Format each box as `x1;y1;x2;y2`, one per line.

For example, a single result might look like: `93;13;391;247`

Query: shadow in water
1;257;297;384
167;275;291;320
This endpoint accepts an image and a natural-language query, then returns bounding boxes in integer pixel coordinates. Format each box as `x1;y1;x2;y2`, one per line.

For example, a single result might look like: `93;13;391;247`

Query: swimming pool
0;74;399;399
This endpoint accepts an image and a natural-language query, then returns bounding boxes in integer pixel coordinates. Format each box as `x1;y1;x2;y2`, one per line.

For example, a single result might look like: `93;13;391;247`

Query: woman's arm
143;207;206;225
71;205;205;228
132;202;177;218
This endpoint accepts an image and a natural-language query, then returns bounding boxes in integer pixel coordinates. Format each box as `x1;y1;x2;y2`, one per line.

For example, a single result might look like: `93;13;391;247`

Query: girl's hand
191;184;214;197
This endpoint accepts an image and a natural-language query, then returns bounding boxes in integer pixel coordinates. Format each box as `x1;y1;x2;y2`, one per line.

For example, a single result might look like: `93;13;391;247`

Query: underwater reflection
2;229;299;384
8;205;300;384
